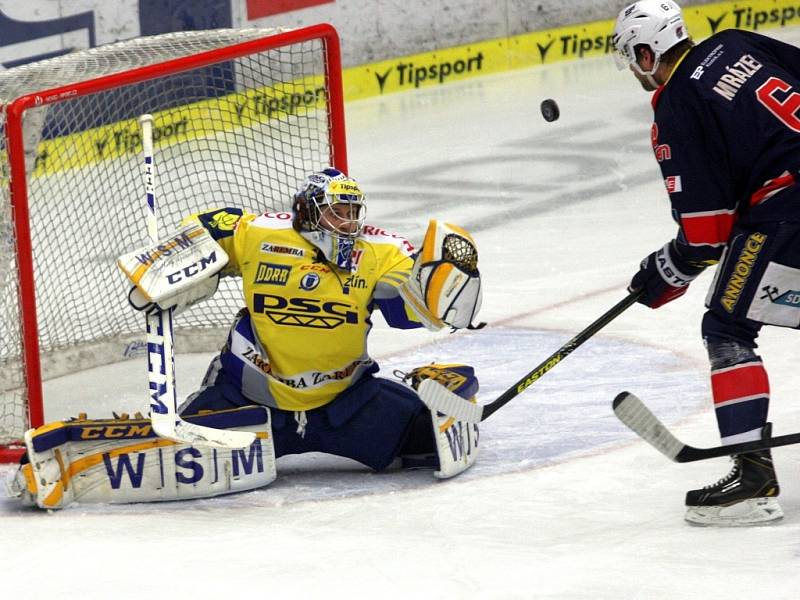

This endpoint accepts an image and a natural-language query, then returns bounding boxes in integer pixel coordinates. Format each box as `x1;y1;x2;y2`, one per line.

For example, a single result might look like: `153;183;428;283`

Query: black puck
540;99;560;122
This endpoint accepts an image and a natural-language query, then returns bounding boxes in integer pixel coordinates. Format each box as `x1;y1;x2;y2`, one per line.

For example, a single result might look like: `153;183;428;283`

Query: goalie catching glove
400;220;482;330
117;223;227;315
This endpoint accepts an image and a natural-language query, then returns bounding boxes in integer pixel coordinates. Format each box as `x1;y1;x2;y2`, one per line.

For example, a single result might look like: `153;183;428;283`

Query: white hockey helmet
612;0;688;75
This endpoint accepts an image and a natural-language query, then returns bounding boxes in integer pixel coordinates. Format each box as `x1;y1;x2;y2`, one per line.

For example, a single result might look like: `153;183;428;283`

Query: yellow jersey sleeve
182;207;258;276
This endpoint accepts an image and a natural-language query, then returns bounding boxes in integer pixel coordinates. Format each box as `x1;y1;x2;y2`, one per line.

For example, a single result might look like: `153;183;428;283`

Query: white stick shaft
140;113;177;427
138;114;254;449
139;114;158;243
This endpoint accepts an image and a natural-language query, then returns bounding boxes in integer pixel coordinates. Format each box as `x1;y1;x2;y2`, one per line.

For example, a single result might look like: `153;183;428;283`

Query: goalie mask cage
0;25;347;462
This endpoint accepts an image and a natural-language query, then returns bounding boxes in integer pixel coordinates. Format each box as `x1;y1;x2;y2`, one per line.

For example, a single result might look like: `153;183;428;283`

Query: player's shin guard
5;406;275;509
403;364;480;479
706;338;770;443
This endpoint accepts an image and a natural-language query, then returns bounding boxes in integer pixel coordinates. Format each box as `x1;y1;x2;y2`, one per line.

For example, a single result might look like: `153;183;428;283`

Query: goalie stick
139;114;255;449
418;290;642;423
613;391;800;462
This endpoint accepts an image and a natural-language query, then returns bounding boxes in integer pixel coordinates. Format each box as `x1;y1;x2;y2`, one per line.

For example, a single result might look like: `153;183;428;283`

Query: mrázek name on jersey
712;54;763;101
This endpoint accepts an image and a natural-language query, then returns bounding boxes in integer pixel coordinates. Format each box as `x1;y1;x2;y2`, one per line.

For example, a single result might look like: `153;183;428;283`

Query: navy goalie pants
180;366;431;472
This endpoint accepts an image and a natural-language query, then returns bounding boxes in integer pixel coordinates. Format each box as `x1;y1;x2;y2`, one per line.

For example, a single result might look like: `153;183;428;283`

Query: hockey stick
613;391;800;462
418;290;643;423
139;114;255;449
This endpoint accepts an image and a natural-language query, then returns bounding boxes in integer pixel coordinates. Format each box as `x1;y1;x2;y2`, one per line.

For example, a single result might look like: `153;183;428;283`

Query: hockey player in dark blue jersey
613;0;800;526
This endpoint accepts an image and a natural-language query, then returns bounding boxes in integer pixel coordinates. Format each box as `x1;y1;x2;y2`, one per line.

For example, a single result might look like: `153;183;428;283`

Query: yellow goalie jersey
188;208;419;411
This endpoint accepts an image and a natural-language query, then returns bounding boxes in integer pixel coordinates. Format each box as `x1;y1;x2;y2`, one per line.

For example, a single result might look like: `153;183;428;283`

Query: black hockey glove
629;242;705;309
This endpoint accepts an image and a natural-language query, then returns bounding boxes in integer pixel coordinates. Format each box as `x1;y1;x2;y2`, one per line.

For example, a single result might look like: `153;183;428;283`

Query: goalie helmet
292;168;367;270
612;0;688;76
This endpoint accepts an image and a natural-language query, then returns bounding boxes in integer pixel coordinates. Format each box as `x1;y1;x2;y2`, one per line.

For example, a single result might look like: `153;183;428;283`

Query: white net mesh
0;28;341;448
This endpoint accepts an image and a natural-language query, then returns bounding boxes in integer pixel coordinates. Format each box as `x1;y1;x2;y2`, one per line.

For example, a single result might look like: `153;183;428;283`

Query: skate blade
684;497;784;527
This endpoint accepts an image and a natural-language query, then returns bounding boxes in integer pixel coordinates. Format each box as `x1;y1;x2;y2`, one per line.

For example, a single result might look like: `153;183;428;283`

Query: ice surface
3;27;800;599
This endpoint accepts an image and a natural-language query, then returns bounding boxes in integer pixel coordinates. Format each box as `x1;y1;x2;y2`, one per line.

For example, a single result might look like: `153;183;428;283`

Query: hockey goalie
7;168;484;509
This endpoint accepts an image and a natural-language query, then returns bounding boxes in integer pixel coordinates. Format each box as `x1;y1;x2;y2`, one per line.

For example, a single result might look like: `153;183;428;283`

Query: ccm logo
166;251;219;284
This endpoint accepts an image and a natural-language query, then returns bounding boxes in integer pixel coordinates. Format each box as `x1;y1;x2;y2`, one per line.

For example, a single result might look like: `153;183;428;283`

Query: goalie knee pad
404;363;480;479
400;220;482;330
5;407;275;510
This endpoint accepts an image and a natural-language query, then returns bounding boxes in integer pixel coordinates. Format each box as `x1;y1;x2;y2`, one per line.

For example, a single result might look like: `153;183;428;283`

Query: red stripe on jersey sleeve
680;210;736;246
749;172;795;207
711;363;770;404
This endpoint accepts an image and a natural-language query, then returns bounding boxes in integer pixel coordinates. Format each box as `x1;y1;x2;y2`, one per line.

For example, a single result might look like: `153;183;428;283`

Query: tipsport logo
710;6;800;34
374;52;485;94
535;33;616;63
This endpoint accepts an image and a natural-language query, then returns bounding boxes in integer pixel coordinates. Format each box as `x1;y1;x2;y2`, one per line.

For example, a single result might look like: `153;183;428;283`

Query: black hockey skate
685;425;782;526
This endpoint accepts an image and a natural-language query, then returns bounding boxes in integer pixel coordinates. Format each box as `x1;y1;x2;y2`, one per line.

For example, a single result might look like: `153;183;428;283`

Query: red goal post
0;24;347;462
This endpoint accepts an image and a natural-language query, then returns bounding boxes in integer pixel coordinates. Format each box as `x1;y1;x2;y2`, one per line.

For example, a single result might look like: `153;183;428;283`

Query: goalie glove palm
401;220;482;330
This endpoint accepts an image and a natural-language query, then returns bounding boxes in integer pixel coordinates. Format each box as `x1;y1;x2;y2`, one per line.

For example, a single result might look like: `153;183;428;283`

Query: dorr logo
254;262;291;285
253;293;358;328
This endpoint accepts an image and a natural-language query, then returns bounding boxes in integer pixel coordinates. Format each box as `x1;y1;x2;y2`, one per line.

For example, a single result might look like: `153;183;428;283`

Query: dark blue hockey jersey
651;29;800;264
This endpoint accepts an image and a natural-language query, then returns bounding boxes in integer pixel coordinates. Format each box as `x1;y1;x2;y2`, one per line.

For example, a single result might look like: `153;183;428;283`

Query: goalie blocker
117;222;227;315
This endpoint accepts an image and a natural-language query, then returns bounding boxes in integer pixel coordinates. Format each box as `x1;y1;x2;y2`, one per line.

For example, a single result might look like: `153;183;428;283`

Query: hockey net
0;25;346;461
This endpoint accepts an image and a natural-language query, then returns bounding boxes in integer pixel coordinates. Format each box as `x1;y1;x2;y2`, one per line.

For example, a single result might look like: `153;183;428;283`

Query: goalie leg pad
6;406;275;509
404;363;480;478
431;407;480;479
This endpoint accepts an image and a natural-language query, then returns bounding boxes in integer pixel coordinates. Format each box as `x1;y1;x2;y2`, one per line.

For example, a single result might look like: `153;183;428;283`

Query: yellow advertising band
343;0;800;100
19;0;800;177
